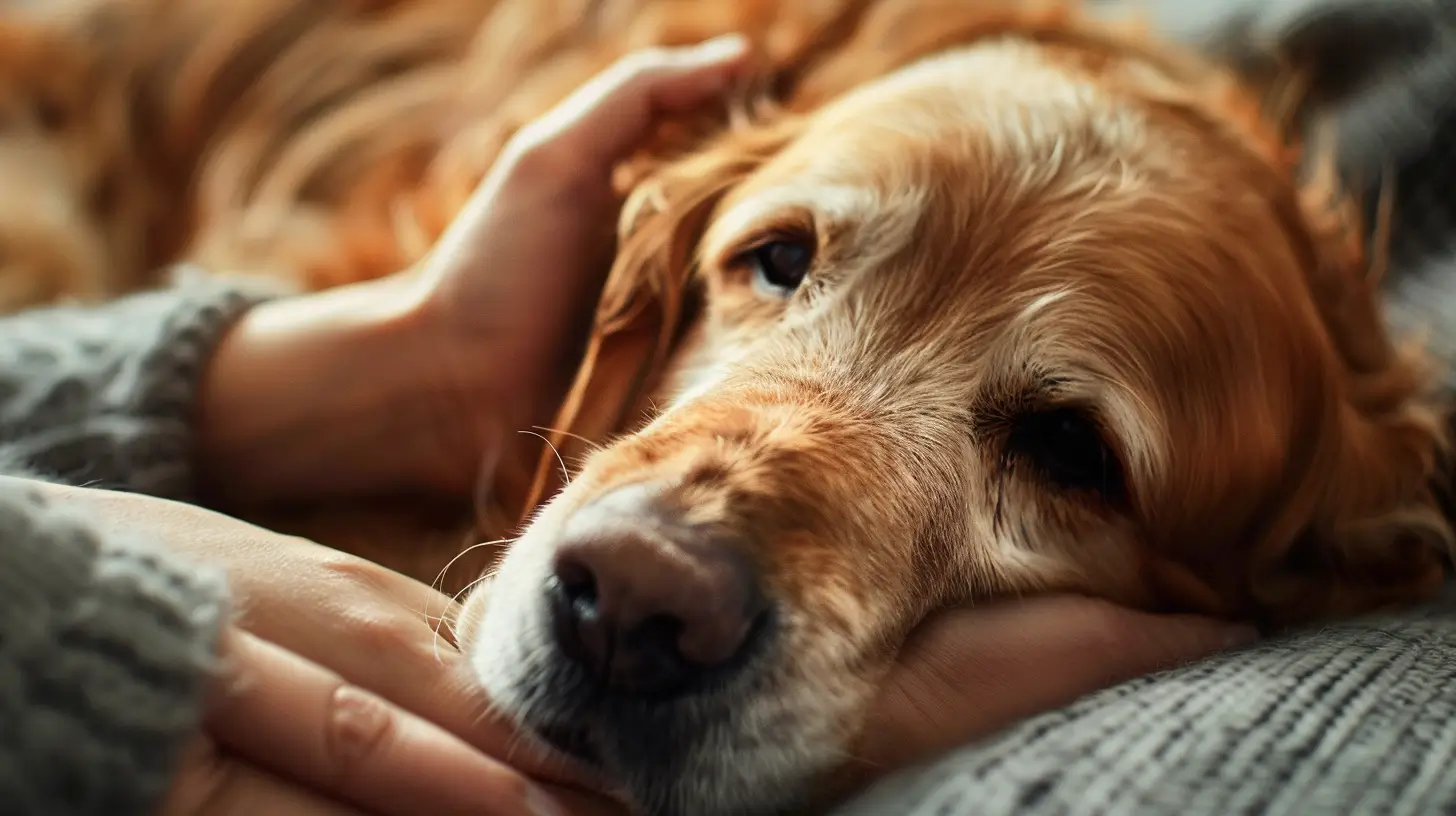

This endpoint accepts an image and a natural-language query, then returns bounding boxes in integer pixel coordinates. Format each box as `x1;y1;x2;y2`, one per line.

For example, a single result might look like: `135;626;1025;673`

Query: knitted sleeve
0;475;228;816
0;268;278;498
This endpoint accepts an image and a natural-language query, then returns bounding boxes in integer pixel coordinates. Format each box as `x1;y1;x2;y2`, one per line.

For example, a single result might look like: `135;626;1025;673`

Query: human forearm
193;273;494;508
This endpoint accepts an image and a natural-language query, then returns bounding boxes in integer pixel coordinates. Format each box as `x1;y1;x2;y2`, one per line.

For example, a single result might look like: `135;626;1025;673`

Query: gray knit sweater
0;279;264;815
2;2;1456;815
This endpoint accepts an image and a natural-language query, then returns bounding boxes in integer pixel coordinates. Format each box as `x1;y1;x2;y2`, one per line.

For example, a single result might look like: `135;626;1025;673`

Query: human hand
50;484;624;815
160;627;572;816
410;33;754;449
195;36;752;507
828;596;1257;799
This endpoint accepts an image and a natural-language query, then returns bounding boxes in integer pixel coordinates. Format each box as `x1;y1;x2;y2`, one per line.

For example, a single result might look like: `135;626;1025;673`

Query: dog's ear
511;119;801;523
1150;0;1456;624
1244;167;1454;626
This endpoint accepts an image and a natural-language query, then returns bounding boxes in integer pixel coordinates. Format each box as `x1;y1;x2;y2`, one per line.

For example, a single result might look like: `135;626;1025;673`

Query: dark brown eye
746;239;813;294
1006;408;1125;503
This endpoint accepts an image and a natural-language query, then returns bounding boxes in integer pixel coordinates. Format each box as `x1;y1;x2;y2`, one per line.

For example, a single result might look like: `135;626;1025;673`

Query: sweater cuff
0;478;228;816
127;266;290;499
0;266;289;499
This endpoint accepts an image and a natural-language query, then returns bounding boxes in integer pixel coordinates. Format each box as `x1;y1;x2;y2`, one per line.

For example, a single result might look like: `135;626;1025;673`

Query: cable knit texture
0;478;228;816
0;269;273;816
0;266;277;497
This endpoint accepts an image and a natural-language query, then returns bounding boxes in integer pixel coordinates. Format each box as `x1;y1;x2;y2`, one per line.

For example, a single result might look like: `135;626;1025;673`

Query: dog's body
3;1;1456;814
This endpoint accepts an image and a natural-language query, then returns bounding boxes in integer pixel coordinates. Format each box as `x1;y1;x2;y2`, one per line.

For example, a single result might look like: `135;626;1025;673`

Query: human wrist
193;273;470;507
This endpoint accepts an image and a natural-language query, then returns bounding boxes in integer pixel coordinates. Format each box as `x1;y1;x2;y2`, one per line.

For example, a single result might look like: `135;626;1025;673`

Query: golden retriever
0;1;1452;814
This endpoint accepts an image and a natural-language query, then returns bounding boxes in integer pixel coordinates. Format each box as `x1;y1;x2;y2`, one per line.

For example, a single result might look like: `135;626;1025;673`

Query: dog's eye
1006;408;1124;502
746;239;813;293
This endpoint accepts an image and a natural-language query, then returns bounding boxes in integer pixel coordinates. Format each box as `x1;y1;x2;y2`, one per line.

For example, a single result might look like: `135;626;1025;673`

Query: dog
1;1;1454;814
457;4;1456;815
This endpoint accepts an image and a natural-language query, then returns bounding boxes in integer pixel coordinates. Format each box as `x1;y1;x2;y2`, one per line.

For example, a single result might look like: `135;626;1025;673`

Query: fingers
856;596;1257;774
240;567;597;790
518;34;752;168
217;550;601;792
161;740;364;816
205;628;568;816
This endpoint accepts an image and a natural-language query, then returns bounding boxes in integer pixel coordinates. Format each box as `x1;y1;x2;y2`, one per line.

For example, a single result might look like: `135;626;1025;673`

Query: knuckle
349;610;425;658
319;552;394;595
506;134;572;178
323;683;396;784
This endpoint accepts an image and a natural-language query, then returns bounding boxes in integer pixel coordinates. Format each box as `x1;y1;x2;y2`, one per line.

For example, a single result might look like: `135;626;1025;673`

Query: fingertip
1220;623;1262;650
525;784;571;816
635;36;754;112
1149;617;1260;671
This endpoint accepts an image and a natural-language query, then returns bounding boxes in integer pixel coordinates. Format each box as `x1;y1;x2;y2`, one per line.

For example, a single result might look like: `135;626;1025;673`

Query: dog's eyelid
701;185;850;265
970;383;1131;478
709;213;820;272
982;400;1130;508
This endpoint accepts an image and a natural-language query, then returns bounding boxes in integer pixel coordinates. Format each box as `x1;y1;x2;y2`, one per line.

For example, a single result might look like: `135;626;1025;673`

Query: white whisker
519;428;571;486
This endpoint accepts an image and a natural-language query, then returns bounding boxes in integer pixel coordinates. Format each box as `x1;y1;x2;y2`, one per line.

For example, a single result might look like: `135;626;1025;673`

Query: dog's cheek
454;575;494;647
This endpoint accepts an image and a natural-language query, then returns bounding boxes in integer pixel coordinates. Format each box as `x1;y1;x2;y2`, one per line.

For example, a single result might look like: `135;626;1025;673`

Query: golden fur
1;0;1452;812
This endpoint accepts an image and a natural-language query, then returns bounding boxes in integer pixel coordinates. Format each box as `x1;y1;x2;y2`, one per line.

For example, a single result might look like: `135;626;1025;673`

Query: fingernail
1223;624;1261;649
692;33;750;62
526;784;570;816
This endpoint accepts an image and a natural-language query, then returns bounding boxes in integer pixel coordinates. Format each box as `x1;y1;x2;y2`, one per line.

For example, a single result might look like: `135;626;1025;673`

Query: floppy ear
504;120;801;526
1155;0;1456;625
1245;166;1454;627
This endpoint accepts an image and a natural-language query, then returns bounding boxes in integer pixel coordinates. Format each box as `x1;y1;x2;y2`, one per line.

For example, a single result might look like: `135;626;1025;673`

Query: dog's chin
467;553;857;816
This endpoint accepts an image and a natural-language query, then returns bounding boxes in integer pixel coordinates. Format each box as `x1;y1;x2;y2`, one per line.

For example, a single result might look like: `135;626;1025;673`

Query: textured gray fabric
0;273;269;816
837;587;1456;816
0;267;276;497
0;477;228;816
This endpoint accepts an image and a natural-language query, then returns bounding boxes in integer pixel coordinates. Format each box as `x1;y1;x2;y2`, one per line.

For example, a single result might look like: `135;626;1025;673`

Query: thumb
519;34;752;167
851;596;1257;777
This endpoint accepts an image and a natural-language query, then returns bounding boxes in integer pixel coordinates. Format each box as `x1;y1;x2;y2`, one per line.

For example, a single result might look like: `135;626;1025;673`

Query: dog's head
462;3;1452;813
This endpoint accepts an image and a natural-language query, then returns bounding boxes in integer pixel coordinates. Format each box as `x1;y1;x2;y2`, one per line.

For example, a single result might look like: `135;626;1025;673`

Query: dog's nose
547;496;766;697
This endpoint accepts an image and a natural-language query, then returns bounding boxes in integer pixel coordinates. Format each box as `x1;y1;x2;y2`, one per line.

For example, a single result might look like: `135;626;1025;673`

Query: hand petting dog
26;39;1256;815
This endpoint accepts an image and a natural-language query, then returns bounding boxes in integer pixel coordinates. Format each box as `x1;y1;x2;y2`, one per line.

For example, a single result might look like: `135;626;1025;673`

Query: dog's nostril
554;556;597;605
546;518;765;698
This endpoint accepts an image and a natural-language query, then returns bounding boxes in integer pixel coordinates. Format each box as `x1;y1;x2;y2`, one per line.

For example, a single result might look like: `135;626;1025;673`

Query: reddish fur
0;0;1448;628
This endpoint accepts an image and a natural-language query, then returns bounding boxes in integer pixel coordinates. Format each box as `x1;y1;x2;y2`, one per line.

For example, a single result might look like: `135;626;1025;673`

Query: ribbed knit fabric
0;269;273;816
0;267;278;498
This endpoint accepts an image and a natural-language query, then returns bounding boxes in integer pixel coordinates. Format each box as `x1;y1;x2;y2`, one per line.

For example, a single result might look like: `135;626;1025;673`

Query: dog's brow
703;184;882;257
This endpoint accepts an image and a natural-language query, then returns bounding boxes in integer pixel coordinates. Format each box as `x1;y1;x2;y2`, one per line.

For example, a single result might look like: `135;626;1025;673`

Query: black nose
546;493;767;697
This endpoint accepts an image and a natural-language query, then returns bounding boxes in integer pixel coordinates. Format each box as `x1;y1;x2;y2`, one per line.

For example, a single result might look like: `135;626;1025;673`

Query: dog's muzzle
512;481;780;782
